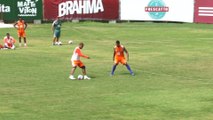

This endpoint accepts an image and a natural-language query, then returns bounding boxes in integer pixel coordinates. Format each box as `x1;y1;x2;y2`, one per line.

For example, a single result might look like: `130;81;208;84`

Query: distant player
69;42;91;80
3;33;16;49
52;16;62;45
14;18;27;47
111;40;134;76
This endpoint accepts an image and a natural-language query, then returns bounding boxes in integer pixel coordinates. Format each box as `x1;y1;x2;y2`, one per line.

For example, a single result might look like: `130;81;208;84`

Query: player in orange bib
3;33;16;49
111;40;134;76
14;18;28;47
69;42;91;80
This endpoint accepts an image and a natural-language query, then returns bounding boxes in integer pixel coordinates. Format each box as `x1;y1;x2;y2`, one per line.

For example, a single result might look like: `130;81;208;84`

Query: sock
111;65;117;75
126;64;133;74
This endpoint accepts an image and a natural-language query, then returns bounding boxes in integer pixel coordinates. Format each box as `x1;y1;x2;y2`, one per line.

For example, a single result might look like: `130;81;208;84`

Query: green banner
0;0;13;20
1;0;42;21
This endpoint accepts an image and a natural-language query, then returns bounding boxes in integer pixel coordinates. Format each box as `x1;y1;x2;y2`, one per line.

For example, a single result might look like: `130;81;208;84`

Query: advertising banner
43;0;119;20
2;0;43;21
194;0;213;24
120;0;194;23
0;0;14;20
0;0;12;13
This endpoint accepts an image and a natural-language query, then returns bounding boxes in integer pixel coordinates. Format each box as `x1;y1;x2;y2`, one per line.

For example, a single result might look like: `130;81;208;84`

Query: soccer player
14;18;27;47
111;40;134;76
52;16;62;45
3;33;16;49
69;42;91;80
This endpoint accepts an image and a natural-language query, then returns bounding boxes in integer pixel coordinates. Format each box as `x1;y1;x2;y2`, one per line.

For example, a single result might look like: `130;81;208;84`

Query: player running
52;16;62;45
69;42;91;80
111;40;134;76
3;33;16;49
14;18;27;47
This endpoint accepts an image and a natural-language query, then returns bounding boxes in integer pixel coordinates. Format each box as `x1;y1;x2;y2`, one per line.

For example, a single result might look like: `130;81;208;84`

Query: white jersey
71;47;81;61
4;36;15;44
71;47;88;61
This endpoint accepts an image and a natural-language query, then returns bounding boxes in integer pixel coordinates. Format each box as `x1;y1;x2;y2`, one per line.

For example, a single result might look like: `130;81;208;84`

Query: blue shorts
54;30;60;38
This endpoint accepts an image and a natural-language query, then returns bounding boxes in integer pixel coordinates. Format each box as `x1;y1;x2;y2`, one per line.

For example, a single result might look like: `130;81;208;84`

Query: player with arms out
3;33;16;49
14;18;27;47
111;40;134;76
52;16;62;45
69;42;91;80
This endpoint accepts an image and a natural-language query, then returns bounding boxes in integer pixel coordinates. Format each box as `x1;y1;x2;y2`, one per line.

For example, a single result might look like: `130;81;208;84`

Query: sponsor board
17;0;39;17
2;0;43;21
120;0;194;22
194;0;213;23
58;0;104;17
0;4;11;13
43;0;119;20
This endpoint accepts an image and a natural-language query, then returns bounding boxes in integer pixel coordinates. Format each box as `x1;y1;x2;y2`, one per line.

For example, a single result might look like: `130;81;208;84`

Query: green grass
0;22;213;120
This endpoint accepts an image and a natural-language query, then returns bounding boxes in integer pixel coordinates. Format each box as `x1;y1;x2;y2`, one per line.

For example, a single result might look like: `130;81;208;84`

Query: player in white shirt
69;42;91;80
3;33;16;49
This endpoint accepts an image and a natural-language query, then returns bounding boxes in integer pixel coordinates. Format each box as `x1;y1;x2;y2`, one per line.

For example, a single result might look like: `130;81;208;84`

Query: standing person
111;40;134;76
52;16;62;45
3;33;16;49
69;42;91;80
14;18;27;47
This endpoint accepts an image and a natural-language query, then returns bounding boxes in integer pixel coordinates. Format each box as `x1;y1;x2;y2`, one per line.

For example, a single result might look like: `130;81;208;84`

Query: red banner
43;0;119;20
194;0;213;23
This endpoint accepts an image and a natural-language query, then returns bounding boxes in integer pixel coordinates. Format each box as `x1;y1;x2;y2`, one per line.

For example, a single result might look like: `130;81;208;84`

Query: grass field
0;22;213;120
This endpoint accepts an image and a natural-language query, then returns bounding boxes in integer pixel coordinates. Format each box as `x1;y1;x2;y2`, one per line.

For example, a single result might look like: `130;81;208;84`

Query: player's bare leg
24;37;27;47
81;66;91;80
70;67;76;75
56;37;61;45
52;37;56;45
82;67;86;75
19;37;22;47
69;66;76;80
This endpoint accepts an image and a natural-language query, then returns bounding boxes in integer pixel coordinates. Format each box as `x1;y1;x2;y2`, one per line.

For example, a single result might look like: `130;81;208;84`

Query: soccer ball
77;75;84;80
68;40;73;44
